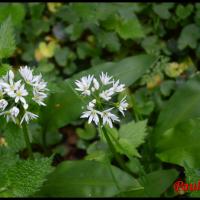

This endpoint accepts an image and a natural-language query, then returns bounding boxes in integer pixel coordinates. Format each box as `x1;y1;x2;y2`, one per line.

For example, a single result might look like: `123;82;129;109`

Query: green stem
22;124;34;159
102;126;132;175
105;154;122;195
130;94;142;121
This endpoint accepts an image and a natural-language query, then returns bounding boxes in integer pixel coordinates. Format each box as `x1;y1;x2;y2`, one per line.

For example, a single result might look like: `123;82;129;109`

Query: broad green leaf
156;118;200;168
116;120;148;157
75;54;156;87
39;79;86;132
40;54;155;131
139;169;178;197
178;24;200;50
0;17;16;59
153;75;200;143
35;160;142;197
117;169;178;197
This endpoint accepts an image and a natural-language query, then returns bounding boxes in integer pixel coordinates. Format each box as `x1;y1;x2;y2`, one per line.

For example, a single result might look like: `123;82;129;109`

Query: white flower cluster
75;72;128;128
0;66;48;125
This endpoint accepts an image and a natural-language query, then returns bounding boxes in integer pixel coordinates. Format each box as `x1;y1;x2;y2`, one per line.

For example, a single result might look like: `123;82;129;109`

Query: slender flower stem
102;126;132;175
22;124;34;159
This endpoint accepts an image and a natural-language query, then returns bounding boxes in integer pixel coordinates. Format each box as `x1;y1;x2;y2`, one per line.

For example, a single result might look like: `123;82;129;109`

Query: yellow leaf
47;3;62;13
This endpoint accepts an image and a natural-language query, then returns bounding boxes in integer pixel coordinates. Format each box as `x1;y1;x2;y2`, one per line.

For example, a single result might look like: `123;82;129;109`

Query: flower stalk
101;126;132;175
22;123;34;159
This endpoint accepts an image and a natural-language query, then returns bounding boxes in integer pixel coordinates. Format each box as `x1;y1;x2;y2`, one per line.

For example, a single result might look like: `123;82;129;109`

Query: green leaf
36;160;142;197
37;60;55;73
178;24;200;50
160;80;175;97
97;31;120;52
116;17;144;40
139;169;178;197
0;147;19;173
77;42;100;59
176;4;193;20
185;164;200;197
153;3;174;19
0;17;16;59
153;75;200;144
3;123;25;152
76;122;96;140
91;54;155;87
6;157;53;197
29;3;45;19
54;47;68;67
85;151;108;162
116;120;148;157
0;3;25;27
156;118;200;168
40;54;155;131
117;169;178;197
0;64;11;76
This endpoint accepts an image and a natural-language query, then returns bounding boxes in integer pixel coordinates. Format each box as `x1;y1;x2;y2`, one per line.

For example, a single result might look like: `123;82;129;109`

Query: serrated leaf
185;164;200;197
6;157;54;197
116;120;148;157
0;148;19;197
0;17;16;59
3;123;25;152
0;147;19;173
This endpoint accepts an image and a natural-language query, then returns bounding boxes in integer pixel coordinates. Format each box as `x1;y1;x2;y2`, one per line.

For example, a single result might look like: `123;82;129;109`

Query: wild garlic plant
75;72;128;128
75;72;129;172
0;66;48;158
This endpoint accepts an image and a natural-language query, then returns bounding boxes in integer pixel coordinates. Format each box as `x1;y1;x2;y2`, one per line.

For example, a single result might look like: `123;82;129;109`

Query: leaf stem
102;126;132;175
22;123;34;159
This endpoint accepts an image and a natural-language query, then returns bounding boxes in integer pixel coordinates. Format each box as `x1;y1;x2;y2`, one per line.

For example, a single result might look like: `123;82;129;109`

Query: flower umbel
75;72;128;128
0;67;48;125
75;75;93;96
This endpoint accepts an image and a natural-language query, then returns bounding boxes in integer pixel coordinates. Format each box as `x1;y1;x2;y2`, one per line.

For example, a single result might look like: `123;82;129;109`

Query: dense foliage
0;2;200;197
